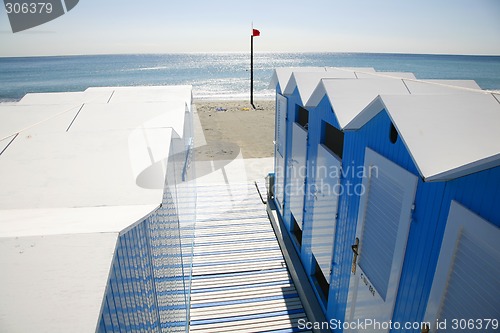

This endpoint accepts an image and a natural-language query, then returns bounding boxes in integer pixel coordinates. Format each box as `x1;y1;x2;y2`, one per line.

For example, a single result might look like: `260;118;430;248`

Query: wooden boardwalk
189;182;312;333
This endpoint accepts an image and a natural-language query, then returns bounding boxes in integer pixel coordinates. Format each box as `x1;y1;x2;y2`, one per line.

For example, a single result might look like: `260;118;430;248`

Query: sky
1;0;500;57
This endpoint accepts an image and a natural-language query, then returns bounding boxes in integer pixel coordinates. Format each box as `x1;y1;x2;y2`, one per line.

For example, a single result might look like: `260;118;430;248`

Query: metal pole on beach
250;27;259;109
251;34;255;109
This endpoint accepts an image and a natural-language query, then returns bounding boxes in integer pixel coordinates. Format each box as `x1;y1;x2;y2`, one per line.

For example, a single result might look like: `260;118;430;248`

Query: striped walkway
189;182;311;333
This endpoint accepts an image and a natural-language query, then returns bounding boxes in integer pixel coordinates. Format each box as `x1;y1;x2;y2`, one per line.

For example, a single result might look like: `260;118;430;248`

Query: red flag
252;29;260;37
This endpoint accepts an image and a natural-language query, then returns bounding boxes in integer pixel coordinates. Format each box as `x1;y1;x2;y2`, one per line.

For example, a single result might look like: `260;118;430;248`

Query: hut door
274;94;287;211
423;201;499;332
289;122;307;226
346;148;417;332
311;144;341;282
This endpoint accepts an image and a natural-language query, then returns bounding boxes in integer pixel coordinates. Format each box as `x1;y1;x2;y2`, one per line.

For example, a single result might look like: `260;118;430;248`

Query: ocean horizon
1;52;500;102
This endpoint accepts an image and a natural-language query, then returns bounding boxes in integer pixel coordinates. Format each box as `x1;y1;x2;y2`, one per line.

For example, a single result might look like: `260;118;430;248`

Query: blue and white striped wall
271;68;500;332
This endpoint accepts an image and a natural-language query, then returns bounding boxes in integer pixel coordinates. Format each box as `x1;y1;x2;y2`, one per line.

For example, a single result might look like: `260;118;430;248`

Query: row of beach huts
269;67;500;332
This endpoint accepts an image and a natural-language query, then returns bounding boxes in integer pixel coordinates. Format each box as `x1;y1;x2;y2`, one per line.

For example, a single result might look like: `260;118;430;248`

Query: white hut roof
283;71;357;103
308;78;484;129
269;67;327;93
307;78;410;127
306;77;499;180
269;67;379;93
355;71;416;79
379;93;500;181
0;85;191;332
281;68;410;105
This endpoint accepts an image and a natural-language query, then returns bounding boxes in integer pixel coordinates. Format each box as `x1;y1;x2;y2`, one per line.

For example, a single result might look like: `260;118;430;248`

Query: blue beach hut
299;78;500;331
270;68;377;231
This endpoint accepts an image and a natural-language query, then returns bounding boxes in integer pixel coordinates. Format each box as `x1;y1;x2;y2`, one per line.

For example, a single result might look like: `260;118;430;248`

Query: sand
194;100;275;161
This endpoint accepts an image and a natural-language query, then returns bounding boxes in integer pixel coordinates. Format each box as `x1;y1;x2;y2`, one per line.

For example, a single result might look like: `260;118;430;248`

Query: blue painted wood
274;77;500;332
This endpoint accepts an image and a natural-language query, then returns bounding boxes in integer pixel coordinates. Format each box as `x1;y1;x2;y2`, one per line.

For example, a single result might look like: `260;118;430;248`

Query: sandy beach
194;100;275;161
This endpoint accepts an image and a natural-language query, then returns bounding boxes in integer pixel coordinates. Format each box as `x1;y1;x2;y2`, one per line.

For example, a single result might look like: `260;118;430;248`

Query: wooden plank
189;313;308;333
191;285;298;302
193;250;284;264
189;182;310;332
191;271;291;290
192;261;284;276
190;299;304;320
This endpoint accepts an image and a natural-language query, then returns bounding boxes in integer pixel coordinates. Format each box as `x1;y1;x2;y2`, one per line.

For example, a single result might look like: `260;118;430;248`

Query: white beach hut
0;86;195;332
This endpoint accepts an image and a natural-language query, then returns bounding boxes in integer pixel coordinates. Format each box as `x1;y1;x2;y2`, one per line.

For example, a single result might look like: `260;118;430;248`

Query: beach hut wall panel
274;93;287;213
276;80;318;236
275;74;415;304
423;200;500;332
300;95;345;306
301;85;500;324
271;71;500;322
330;104;500;329
271;68;327;222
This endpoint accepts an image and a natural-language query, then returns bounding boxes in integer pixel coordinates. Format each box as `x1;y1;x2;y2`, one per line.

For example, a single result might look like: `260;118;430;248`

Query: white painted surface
0;85;193;333
0;233;118;333
269;67;327;92
0;104;82;139
346;148;418;332
307;78;409;127
355;71;416;79
289;123;308;226
380;93;500;181
0;205;157;237
90;85;192;108
69;101;186;137
0;128;172;209
283;71;356;102
0;135;16;154
310;145;341;281
424;201;500;332
325;67;376;73
275;94;287;212
404;79;481;94
18;90;113;105
306;77;488;130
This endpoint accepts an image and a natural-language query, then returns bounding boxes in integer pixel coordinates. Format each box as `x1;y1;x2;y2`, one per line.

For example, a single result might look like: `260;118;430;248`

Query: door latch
351;237;359;274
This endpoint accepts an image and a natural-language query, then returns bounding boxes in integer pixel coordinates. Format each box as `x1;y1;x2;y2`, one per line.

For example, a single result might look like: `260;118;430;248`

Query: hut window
296;106;309;130
322;121;344;159
292;215;302;247
390;123;398;144
313;258;329;302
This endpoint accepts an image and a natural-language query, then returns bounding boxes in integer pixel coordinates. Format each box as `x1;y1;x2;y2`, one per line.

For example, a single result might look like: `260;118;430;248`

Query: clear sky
1;0;499;57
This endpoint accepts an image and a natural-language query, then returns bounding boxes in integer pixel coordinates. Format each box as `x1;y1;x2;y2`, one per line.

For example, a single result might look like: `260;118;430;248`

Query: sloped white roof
325;67;376;73
0;104;82;139
269;67;377;94
69;101;186;138
18;89;113;105
304;76;499;180
0;128;173;209
379;93;500;181
17;85;193;110
355;71;416;79
308;78;487;129
0;233;119;333
0;85;192;332
307;78;410;128
269;67;327;92
283;71;357;103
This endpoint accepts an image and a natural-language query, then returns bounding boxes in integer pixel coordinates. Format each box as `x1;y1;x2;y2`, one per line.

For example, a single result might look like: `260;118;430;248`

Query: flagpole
251;33;255;109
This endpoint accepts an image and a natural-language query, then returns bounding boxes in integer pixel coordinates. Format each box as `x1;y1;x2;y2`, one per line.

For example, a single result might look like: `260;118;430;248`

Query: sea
1;52;500;102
